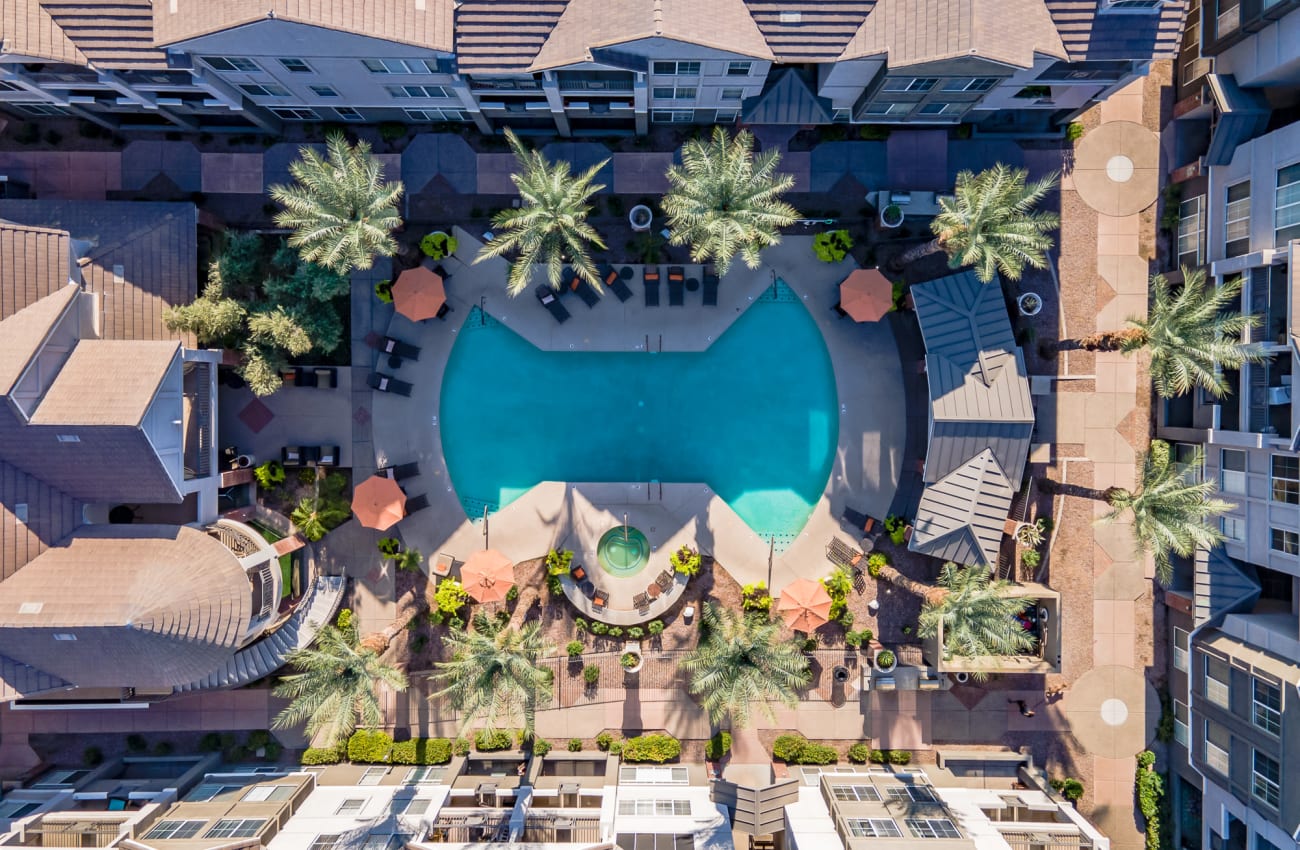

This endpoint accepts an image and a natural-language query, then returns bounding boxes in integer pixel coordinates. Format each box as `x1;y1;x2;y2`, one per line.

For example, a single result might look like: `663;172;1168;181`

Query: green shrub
200;732;223;752
596;732;614;751
1051;777;1085;801
568;738;583;752
590;621;608;636
583;665;601;685
1021;550;1042;568
859;125;891;141
546;549;574;576
453;738;471;757
670;545;702;576
822;568;852;601
374;280;393;303
647;620;665;636
847;743;870;764
627;626;645;639
348;729;394;763
884;515;907;545
254;460;286;489
838;609;855;629
302;746;342;765
435;578;469;614
378;122;407;143
567;640;585;658
799;743;838;765
389;738;453;765
844;630;865;649
772;734;807;763
1065;122;1085;143
869;749;886;764
474;729;514;752
533;738;552;757
335;608;353;630
622;734;681;764
247;730;272;749
83;746;104;767
608;740;624;756
608;626;623;639
741;581;772;612
705;731;732;760
377;537;402;557
813;229;854;263
420;231;459;259
875;650;895;668
888;749;911;765
506;585;519;603
1135;752;1164;850
126;734;147;753
574;617;589;633
621;652;639;669
866;552;889;577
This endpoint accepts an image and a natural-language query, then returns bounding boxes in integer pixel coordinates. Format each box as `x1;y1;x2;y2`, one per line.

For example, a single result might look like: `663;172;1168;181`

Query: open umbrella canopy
351;475;406;530
461;549;515;604
392;266;446;321
840;268;893;322
776;577;833;633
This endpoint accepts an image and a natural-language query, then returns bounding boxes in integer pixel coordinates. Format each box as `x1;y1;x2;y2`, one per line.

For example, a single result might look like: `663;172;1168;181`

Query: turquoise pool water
439;283;838;541
597;526;651;576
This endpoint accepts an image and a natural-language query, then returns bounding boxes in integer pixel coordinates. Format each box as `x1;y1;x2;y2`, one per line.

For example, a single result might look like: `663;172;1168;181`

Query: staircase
174;575;346;693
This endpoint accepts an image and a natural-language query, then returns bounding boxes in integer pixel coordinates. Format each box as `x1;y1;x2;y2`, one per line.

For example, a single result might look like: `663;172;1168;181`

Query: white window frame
1225;180;1250;256
1178;195;1204;266
1252;750;1280;808
918;102;958;115
619;766;689;784
1220;448;1246;494
336;798;366;815
651;110;694;123
831;784;883;802
358;767;388;786
204;819;266;839
906;818;961;839
652;61;701;77
143;820;206;840
1204;655;1230;707
241;785;293;802
1173;627;1190;671
403;767;444;784
239;83;290;98
1204;722;1230;774
720;88;744;102
279;58;313;74
1271;455;1299;503
270;107;320;120
846;818;903;838
714;109;739;123
386;85;450;99
882;77;937;92
363;58;441;74
652;86;696;101
864;102;913;116
1276;163;1300;247
941;77;998;92
1221;515;1246;541
308;835;341;850
726;61;752;76
616;799;692;816
1270;527;1298;554
403;108;466;122
1252;679;1281;735
309;85;339;98
1174;699;1189;747
334;107;365;122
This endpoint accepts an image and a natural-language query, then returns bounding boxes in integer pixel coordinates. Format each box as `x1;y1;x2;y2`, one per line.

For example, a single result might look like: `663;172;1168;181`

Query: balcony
522;814;602;843
1245;358;1291;437
557;72;634;92
425;812;511;844
183;361;212;479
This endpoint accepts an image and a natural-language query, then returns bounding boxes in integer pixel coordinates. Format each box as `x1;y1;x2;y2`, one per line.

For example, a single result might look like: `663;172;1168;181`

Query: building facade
0;0;1186;135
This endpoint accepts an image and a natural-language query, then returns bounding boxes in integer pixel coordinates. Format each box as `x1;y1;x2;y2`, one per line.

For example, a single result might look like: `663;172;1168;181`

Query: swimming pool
440;282;838;541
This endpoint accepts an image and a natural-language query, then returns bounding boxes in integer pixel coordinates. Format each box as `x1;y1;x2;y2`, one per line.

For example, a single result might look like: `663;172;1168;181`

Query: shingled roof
0;459;81;584
0;524;253;691
840;0;1065;67
454;0;569;74
0;221;70;322
746;0;875;62
1044;0;1185;61
0;0;86;64
40;0;168;69
29;340;178;427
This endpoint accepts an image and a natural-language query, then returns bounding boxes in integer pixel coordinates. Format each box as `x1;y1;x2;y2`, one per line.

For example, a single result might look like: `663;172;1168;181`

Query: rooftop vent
19;602;43;615
780;11;802;22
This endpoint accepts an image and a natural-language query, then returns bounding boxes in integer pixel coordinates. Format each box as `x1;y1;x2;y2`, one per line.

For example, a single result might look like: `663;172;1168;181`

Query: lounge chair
318;445;340;467
644;267;661;306
282;446;303;465
293;366;317;387
592;590;608;609
827;538;865;572
655;570;674;590
367;372;414;396
300;446;321;466
601;265;634;302
380;336;421;361
536;285;571;323
633;592;649;610
432;553;454;577
436;303;452;320
382;461;420;481
570;564;587;582
565;267;600;307
405;493;430;513
842;507;878;536
702;268;719;306
667;266;685;306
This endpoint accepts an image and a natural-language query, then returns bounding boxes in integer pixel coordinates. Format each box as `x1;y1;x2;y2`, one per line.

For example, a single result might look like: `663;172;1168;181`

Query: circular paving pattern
1071;122;1159;216
1062;665;1157;758
1100;698;1129;726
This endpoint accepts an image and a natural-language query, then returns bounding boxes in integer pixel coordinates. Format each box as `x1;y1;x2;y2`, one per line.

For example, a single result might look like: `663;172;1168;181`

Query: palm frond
915;563;1035;681
430;618;555;739
932;164;1059;283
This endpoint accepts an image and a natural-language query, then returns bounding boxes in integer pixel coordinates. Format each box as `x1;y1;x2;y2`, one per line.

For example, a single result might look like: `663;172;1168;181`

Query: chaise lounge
367;372;414;396
565;267;601;308
536;285;571;323
667;266;685;306
702;267;719;307
643;267;661;306
600;265;634;302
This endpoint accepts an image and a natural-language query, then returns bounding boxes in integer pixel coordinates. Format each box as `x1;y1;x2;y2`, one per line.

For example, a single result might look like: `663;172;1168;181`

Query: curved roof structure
0;524;253;691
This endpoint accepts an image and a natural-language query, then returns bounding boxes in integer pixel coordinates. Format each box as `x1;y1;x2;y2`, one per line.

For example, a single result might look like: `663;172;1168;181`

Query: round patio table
647;583;661;599
579;579;594;597
686;278;700;292
619;266;634;279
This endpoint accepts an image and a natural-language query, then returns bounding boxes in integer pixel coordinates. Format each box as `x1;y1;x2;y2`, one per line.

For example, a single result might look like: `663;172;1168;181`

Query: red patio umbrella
461;549;515;604
839;268;893;322
351;474;406;531
776;577;833;633
392;266;446;322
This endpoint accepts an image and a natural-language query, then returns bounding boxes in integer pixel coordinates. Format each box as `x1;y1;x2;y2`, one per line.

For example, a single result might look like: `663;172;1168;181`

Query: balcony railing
558;78;634;92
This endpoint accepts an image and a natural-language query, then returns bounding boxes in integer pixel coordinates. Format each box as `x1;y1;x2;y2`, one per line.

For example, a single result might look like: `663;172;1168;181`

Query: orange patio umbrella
392;265;446;322
461;549;515;604
839;268;893;322
776;578;833;633
351;474;406;530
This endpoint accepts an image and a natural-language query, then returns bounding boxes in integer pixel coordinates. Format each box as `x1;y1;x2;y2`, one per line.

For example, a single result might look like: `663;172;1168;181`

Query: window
0;802;37;819
52;633;75;640
652;110;694;123
279;58;313;73
144;820;206;840
1271;455;1299;503
846;819;903;838
906;819;961;839
616;799;692;816
863;102;912;116
55;434;79;443
385;85;449;99
714;109;739;123
336;798;366;815
652;86;696;100
241;785;294;802
403;108;466;121
403;767;444;784
1252;679;1281;735
619;766;689;784
1174;699;1189;747
16;104;71;117
392;798;430;815
335;107;364;121
205;819;266;839
652;61;700;76
720;88;744;102
1270;527;1298;554
270;107;320;120
918;102;957;115
239;83;290;98
1178;195;1204;266
1204;655;1231;707
309;85;339;98
1220;449;1246;494
1173;627;1190;671
942;77;998;92
1221;516;1246;541
202;56;259;72
1217;0;1241;35
885;785;939;802
1276;164;1300;246
1257;838;1282;850
1225;181;1250;257
831;784;883;802
882;77;937;92
1204;722;1230;774
363;58;444;74
359;767;388;786
309;835;342;850
727;61;752;76
32;770;87;787
1252;751;1280;808
186;783;236;801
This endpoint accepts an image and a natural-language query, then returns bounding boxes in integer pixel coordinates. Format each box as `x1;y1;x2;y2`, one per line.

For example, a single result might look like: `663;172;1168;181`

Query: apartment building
0;0;1185;136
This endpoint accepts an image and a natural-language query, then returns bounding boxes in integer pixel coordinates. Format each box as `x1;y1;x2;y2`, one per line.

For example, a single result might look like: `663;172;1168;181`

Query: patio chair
655;570;674;590
314;367;338;388
570;564;587;582
281;446;303;465
436;303;452;320
842;507;879;536
565;267;600;308
381;336;421;361
601;264;633;302
405;493;430;513
300;445;321;466
827;537;864;572
390;461;421;481
667;267;685;306
318;445;340;467
633;592;649;610
432;552;454;578
536;285;571;323
367;372;414;396
644;267;661;306
702;268;719;307
592;590;608;609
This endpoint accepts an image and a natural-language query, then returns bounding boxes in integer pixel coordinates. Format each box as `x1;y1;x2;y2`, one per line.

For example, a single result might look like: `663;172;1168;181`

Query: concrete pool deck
368;231;907;594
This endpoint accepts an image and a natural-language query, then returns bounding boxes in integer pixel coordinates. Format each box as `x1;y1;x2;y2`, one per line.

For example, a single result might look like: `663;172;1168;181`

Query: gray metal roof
926;418;1034;485
741;68;833;125
912;270;1019;386
1194;548;1259;627
910;449;1014;568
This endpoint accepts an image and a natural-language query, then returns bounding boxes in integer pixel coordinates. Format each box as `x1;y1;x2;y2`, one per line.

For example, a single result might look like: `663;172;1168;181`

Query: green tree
163;280;246;341
272;624;408;748
916;563;1036;681
430;614;555;740
1063;269;1264;399
270;131;404;274
474;128;608;296
680;603;811;728
662;127;799;276
898;164;1059;282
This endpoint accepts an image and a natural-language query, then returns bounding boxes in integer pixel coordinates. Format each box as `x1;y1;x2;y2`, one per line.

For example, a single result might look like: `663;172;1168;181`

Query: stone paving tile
611;152;674;194
122;140;200;192
477;152;519;194
782;151;811;193
541;141;614;190
201;152;264;193
886;130;948;190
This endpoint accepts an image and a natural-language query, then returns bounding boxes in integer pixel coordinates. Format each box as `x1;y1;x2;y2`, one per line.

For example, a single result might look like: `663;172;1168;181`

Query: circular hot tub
597;526;650;577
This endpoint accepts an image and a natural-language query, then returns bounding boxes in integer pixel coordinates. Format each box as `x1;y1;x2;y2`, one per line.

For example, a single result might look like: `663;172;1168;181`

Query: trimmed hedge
347;730;393;763
391;738;453;765
475;729;514;752
302;746;342;765
772;734;838;765
847;743;870;764
705;731;731;760
345;731;453;765
621;734;681;764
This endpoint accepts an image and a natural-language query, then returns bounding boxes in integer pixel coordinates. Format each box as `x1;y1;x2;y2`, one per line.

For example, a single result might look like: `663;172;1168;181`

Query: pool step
463;306;502;330
460;496;499;520
757;280;800;304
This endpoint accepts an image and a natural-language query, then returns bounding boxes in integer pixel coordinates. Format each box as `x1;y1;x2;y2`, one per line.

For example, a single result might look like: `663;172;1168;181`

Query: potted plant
374;279;393;303
1018;292;1043;316
880;204;903;228
620;651;643;673
874;648;897;673
629;204;653;232
813;229;853;263
420;231;458;260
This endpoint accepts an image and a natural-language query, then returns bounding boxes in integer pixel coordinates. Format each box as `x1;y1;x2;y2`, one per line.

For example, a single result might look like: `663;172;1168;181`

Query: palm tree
474;128;608;296
680;602;811;729
897;164;1059;282
430;614;555;740
1047;440;1234;584
271;624;408;748
662;128;799;276
270;131;404;274
916;563;1036;681
1059;269;1264;399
